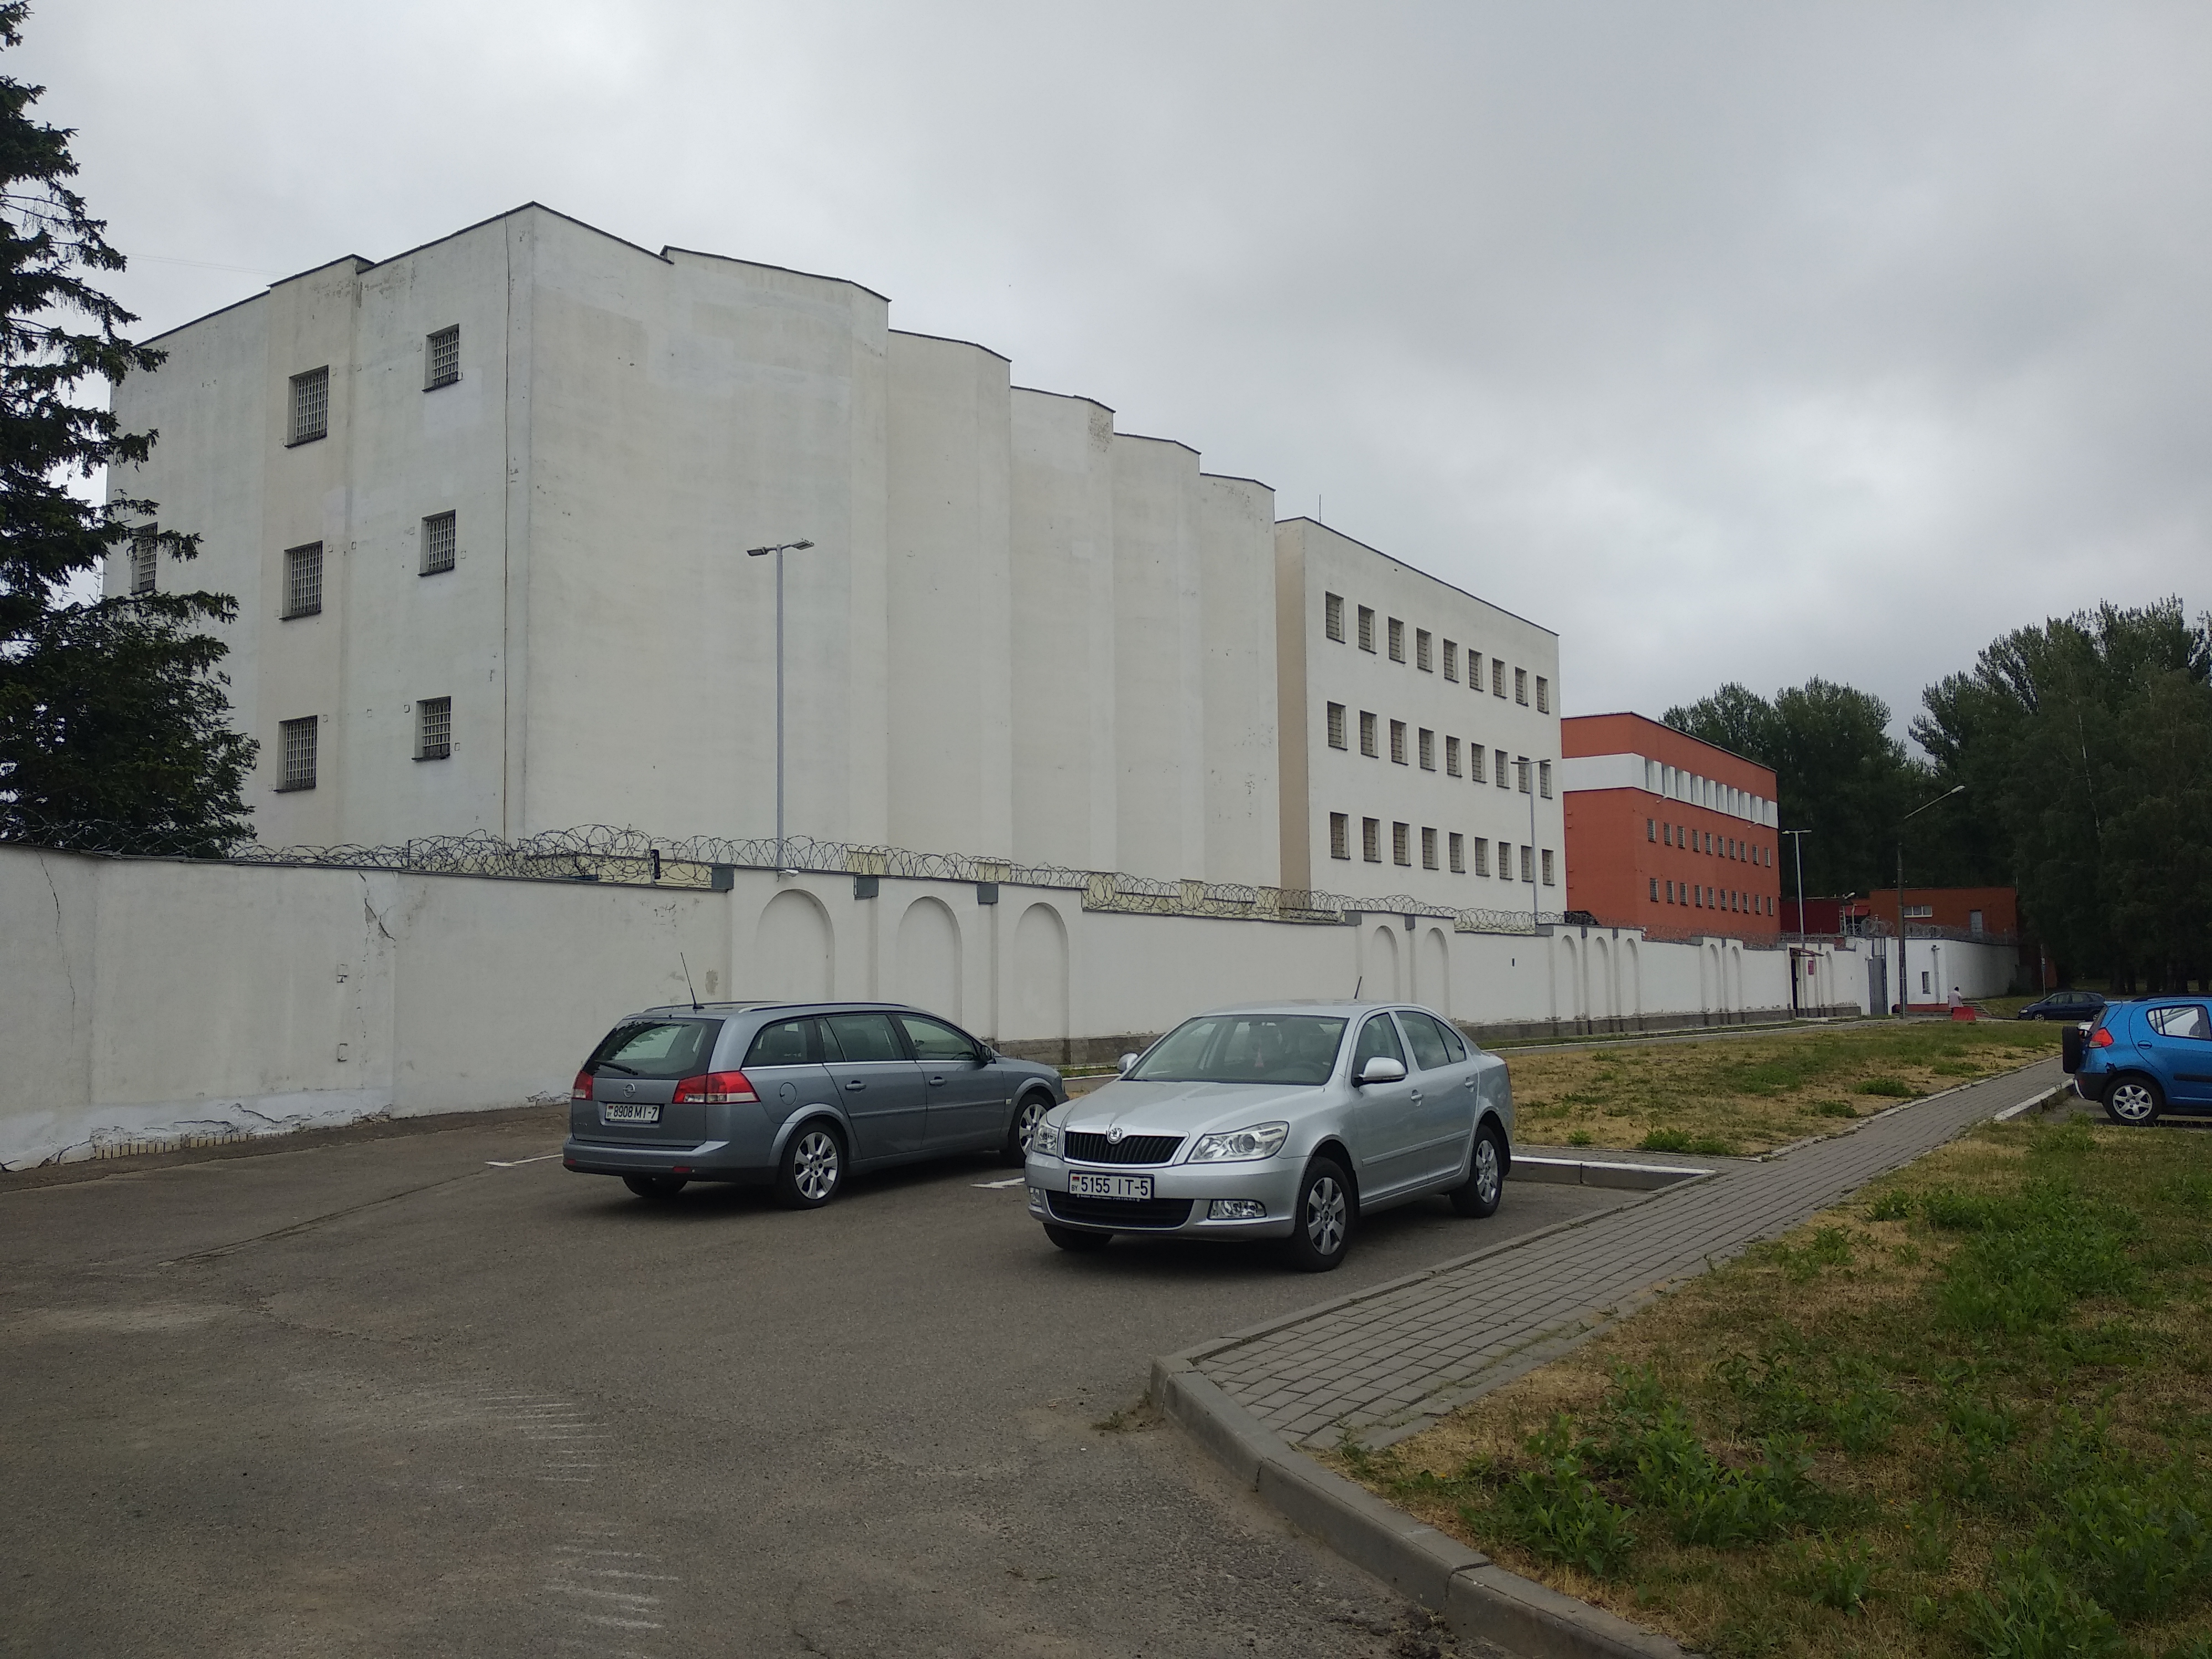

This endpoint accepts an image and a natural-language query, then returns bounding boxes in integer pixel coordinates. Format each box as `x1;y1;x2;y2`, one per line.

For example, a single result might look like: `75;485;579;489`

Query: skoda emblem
1107;1126;1125;1145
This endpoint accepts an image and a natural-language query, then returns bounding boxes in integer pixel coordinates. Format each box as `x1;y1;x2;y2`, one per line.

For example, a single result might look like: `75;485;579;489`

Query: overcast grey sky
23;2;2211;743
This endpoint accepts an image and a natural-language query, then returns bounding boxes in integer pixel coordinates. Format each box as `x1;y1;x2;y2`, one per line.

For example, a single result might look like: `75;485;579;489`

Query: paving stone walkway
1196;1060;2064;1448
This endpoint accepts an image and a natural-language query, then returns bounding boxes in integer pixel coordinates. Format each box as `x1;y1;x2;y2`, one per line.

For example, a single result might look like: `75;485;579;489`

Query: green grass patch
1331;1121;2212;1657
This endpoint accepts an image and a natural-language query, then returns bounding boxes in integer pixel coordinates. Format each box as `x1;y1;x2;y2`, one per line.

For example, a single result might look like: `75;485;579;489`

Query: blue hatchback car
2069;997;2212;1125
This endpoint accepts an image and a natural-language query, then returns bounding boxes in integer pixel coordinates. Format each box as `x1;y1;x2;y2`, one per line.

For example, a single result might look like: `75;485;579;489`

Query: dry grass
1327;1119;2212;1658
1505;1020;2062;1155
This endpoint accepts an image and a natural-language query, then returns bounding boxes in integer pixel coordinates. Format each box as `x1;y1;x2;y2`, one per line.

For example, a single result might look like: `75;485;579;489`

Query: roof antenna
1352;973;1363;1001
679;952;702;1011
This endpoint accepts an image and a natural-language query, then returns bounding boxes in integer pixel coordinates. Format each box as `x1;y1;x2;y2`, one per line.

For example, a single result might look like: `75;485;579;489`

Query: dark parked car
2067;997;2212;1125
2018;990;2106;1022
563;1001;1066;1204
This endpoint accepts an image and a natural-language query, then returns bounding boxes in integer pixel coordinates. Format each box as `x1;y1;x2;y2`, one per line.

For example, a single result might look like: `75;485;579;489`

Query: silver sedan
1023;1001;1514;1271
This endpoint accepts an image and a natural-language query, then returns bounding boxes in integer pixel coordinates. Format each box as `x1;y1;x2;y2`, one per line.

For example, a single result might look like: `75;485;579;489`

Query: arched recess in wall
1557;934;1581;1023
1420;928;1450;1015
1697;942;1713;1014
1728;945;1745;1013
1591;936;1613;1022
896;897;963;1020
1011;902;1068;1044
754;889;834;1001
1622;938;1642;1019
1366;925;1401;1001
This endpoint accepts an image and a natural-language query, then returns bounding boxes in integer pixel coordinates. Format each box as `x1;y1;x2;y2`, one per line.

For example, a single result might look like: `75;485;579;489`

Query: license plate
1068;1171;1153;1200
601;1102;661;1124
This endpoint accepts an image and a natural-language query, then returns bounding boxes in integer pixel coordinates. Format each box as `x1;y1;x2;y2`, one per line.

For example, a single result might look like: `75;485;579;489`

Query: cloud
25;0;2212;739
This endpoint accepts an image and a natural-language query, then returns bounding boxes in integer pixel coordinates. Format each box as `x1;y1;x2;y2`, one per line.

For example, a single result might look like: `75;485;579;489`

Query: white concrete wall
3;848;1876;1169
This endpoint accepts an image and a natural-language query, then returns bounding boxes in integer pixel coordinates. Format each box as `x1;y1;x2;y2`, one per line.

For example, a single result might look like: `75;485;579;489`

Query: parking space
2;1110;1631;1658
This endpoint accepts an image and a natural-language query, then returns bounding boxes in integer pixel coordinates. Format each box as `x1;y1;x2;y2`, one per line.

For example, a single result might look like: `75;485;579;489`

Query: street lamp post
1781;827;1811;1014
1893;784;1965;1019
745;539;815;877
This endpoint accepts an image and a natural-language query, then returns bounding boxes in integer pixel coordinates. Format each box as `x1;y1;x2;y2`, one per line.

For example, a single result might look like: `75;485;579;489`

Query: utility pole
745;539;815;875
1782;827;1811;1014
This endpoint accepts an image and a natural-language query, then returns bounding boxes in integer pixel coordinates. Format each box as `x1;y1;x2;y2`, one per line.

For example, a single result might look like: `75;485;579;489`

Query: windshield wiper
597;1061;641;1076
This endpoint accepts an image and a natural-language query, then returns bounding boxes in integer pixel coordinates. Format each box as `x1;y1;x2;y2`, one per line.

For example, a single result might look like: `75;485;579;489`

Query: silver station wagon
564;1001;1067;1206
1024;1000;1514;1271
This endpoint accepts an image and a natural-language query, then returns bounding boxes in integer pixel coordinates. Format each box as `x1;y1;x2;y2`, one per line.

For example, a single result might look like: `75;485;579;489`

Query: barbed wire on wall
1;813;1846;945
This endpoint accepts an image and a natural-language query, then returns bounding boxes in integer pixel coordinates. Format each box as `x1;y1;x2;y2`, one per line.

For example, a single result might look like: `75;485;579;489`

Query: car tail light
672;1070;759;1105
571;1070;594;1101
2089;1026;2114;1048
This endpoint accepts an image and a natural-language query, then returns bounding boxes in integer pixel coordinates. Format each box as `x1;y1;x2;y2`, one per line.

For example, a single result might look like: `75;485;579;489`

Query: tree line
1665;602;2212;992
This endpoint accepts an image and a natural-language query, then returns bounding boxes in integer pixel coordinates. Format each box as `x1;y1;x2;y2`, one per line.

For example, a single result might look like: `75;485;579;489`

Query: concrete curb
1510;1155;1712;1191
1151;1062;2067;1658
1150;1355;1690;1657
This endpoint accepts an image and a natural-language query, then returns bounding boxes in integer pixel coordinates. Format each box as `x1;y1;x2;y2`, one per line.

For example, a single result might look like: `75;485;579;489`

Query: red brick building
1561;713;1781;936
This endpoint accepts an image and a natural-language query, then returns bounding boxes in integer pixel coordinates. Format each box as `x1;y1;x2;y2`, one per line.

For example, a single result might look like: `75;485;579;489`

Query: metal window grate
1494;748;1509;788
421;511;457;575
1536;675;1551;714
1393;822;1411;866
1520;844;1535;883
278;717;317;791
1415;629;1432;671
1357;607;1375;652
417;696;452;760
1540;759;1552;799
1492;659;1506;697
1324;593;1344;642
129;528;157;594
1360;712;1378;758
1515;667;1528;706
1418;728;1434;770
289;367;328;444
1326;702;1347;749
425;326;460;389
1473;837;1490;877
1363;817;1381;862
1443;640;1458;681
1542;849;1556;886
1445;735;1461;778
1422;827;1438;870
1390;720;1407;764
1329;812;1350;859
1387;618;1405;662
283;542;322;617
1449;832;1465;874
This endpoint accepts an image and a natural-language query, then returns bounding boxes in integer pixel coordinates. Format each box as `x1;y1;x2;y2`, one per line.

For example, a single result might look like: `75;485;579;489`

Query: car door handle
927;1075;947;1086
1409;1091;1422;1102
845;1080;866;1091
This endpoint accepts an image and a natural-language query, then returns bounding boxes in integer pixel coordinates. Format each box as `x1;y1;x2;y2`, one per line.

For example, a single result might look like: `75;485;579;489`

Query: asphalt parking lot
0;1110;1634;1658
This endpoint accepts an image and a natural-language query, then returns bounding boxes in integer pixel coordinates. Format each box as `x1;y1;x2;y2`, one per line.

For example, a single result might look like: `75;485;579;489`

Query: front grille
1047;1193;1193;1229
1063;1131;1183;1165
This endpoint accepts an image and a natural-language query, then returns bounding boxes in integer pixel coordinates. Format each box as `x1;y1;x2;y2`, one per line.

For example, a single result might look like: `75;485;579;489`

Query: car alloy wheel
775;1124;844;1208
2104;1077;2162;1126
1003;1092;1050;1166
1452;1123;1505;1218
1287;1157;1352;1272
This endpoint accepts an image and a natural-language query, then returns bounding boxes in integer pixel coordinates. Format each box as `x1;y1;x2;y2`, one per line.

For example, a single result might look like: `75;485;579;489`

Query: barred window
129;526;157;594
1418;728;1434;770
1324;592;1345;642
1539;759;1553;799
1387;618;1405;662
425;326;461;390
1362;817;1381;863
1520;844;1535;884
1516;754;1531;794
421;511;457;575
1445;735;1461;778
1494;748;1510;788
1536;675;1551;714
416;696;452;760
1542;849;1556;886
1448;832;1465;874
1360;711;1378;758
1491;659;1506;697
1327;702;1347;749
1415;629;1432;672
1515;667;1528;706
1650;877;1660;901
1647;817;1657;842
278;716;318;791
1421;827;1438;870
283;541;323;618
1390;719;1407;765
289;367;329;445
1467;650;1481;690
1329;812;1350;860
1472;837;1490;878
1392;822;1411;866
1357;606;1375;652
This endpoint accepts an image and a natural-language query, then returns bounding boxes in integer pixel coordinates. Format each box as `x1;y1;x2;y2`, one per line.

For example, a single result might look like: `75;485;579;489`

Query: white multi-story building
1276;520;1562;910
108;205;1560;902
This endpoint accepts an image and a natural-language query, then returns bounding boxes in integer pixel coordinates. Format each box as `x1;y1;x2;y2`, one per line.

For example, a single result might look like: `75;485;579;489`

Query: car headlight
1188;1122;1290;1162
1031;1119;1061;1157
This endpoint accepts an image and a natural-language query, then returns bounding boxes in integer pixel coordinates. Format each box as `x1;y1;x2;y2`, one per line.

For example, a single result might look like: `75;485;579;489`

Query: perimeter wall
0;847;1989;1170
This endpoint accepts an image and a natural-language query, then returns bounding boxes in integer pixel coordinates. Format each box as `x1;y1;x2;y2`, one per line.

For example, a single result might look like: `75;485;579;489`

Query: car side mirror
1358;1056;1407;1085
1118;1052;1139;1074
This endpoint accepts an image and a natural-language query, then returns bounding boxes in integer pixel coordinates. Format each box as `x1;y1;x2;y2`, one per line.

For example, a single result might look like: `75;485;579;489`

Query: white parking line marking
486;1154;564;1168
972;1176;1027;1190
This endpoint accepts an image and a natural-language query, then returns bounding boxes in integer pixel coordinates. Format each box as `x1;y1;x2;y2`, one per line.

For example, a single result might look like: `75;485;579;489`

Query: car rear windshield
1129;1015;1347;1086
585;1019;721;1079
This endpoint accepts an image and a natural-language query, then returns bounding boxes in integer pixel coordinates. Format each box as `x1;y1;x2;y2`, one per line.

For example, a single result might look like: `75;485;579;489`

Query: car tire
1002;1091;1052;1167
622;1174;687;1201
1284;1156;1354;1273
773;1121;845;1208
2103;1074;2163;1127
1450;1121;1506;1218
1043;1223;1111;1253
